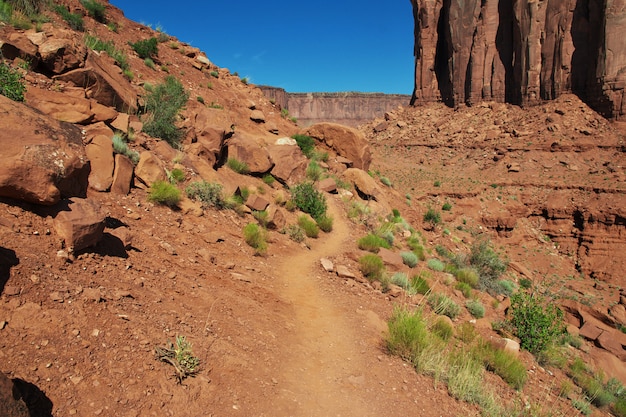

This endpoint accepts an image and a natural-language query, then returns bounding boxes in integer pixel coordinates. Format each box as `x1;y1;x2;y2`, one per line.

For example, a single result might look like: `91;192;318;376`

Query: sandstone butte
0;1;625;417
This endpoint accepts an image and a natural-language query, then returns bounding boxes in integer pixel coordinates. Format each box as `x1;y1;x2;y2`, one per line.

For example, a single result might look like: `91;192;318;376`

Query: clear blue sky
108;1;414;94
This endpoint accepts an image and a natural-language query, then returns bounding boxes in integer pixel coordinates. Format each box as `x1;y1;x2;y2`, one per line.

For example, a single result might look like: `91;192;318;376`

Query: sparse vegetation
292;134;315;158
426;258;444;272
142;76;189;147
166;168;185;184
400;251;419;268
391;272;410;290
226;158;250;174
111;133;139;164
80;0;106;22
0;61;25;101
53;4;84;31
243;223;267;255
130;37;159;59
357;233;391;253
155;335;200;383
465;299;485;318
85;35;130;71
306;160;323;181
358;254;385;281
410;274;430;295
185;181;226;209
148;180;181;207
285;224;305;243
290;182;327;220
423;208;441;225
427;293;461;319
316;215;333;233
298;215;319;238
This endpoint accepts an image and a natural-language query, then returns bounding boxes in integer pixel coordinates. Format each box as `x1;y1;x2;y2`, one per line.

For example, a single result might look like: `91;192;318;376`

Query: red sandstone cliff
410;0;626;120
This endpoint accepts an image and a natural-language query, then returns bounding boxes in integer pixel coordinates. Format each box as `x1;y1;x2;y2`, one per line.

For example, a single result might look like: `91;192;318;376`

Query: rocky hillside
1;1;626;417
410;0;626;120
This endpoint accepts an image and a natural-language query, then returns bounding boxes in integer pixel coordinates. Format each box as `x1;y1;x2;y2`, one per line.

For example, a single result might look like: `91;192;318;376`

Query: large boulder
135;151;166;187
301;123;372;170
0;31;39;64
0;373;29;417
226;133;273;174
187;110;226;167
38;36;86;74
54;198;105;252
0;95;89;205
267;140;307;185
25;86;92;124
341;168;383;201
55;52;138;113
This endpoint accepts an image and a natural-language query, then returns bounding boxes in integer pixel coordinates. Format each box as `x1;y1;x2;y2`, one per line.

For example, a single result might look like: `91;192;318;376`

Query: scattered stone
54;198;105;252
250;110;266;123
245;195;270;212
336;265;355;279
3;286;20;296
507;162;521;172
302;123;372;170
111;154;134;195
135;151;167;187
320;258;334;272
159;241;177;256
318;177;337;193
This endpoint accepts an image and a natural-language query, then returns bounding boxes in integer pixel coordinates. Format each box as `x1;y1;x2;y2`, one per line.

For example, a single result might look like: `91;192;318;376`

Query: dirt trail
270;199;380;417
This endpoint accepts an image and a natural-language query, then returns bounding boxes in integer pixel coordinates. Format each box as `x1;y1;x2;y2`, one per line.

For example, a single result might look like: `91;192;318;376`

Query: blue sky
108;1;414;94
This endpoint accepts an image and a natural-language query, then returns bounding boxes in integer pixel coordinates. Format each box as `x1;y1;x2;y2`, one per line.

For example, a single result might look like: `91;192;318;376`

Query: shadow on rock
0;247;19;296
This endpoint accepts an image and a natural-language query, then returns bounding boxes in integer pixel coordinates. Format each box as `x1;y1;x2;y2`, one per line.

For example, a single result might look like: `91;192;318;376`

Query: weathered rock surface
410;0;626;120
54;198;105;252
267;142;307;185
111;154;134;195
301;123;372;171
0;95;89;205
226;133;273;174
85;134;114;191
135;151;167;187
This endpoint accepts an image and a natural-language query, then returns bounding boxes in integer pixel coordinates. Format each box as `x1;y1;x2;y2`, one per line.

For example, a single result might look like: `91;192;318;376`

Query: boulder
110;113;130;133
246;195;270;212
38;37;86;74
135;151;166;187
55;52;137;113
0;373;29;417
227;133;273;174
250;109;266;123
54;198;105;252
0;95;89;205
0;31;39;63
85;135;114;191
111;154;134;195
341;168;383;201
266;205;286;230
267;143;307;185
320;258;334;272
187;111;226;167
83;121;113;144
301;123;372;170
318;177;337;193
25;86;93;124
378;248;404;268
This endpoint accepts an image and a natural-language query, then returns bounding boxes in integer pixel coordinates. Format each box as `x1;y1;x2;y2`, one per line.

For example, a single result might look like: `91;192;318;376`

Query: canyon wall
410;0;626;120
259;87;410;127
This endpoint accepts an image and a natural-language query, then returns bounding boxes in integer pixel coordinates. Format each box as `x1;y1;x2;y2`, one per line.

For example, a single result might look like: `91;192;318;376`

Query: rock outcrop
410;0;626;120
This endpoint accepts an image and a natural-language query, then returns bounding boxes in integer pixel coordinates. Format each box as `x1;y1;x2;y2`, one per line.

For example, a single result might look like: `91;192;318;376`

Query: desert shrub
386;306;432;361
357;233;391;253
185;181;225;209
290;182;327;220
144;57;155;69
358;254;384;281
613;398;626;417
401;251;418;268
305;160;323;181
80;0;106;22
380;176;392;187
508;291;564;354
298;215;319;238
454;268;479;287
148;180;180;207
536;344;567;369
423;208;441;225
111;133;139;164
519;278;532;289
167;168;185;184
84;34;129;70
316;215;333;233
431;316;453;341
226;157;250;174
291;133;315;158
428;293;461;319
262;174;275;186
497;280;516;296
53;4;83;30
426;258;444;272
285;224;305;243
476;340;527;390
465;299;485;319
410;274;430;295
456;322;478;343
0;62;25;101
142;76;189;147
442;202;452;211
5;0;45;16
243;223;267;255
391;272;410;290
468;239;508;294
572;399;592;416
130;37;158;59
455;282;472;298
446;352;485;405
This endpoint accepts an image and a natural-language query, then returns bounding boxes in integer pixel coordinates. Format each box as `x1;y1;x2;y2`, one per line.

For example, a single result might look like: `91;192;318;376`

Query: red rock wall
410;0;626;120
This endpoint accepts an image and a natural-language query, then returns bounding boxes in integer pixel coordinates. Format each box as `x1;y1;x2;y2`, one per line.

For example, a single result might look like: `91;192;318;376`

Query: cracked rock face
410;0;626;120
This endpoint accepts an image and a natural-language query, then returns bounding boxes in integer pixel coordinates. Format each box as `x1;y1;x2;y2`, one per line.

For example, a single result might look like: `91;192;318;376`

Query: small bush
111;133;139;164
454;267;479;288
508;291;564;354
298;215;319;238
426;258;445;272
358;233;391;253
456;322;477;343
465;299;485;318
290;182;327;220
85;35;130;71
148;180;180;207
431;317;453;341
469;239;508;294
613;398;626;417
455;282;472;298
423;208;441;225
143;76;189;147
391;272;410;290
226;158;250;174
130;37;158;59
80;0;106;22
477;341;528;390
53;4;83;30
285;224;305;243
316;215;333;233
442;202;452;211
572;399;592;416
386;306;431;361
167;168;185;184
428;293;461;319
292;134;315;158
359;254;385;281
305;160;323;181
253;210;269;228
144;57;155;69
243;223;267;255
0;62;25;101
380;176;392;187
262;174;275;186
401;251;419;268
185;181;225;209
519;278;532;289
410;274;430;295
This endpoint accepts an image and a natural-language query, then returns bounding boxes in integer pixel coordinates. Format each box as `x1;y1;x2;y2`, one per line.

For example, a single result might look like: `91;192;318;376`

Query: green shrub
442;202;452;211
85;35;130;70
477;341;528;390
455;282;472;298
426;258;444;272
391;272;410;290
305;160;323;181
454;267;479;288
4;0;45;16
0;62;25;101
290;182;327;220
358;254;385;281
148;180;181;207
316;215;333;233
298;215;319;238
428;293;461;319
357;233;391;253
226;158;250;174
572;399;592;416
130;37;158;59
424;208;441;225
285;224;305;243
409;275;430;295
144;57;155;69
446;352;485;404
401;251;418;268
185;181;225;209
508;291;564;354
53;4;83;30
386;307;432;361
519;278;532;289
80;0;105;22
253;210;269;228
613;398;626;417
497;280;516;296
468;239;508;294
142;76;189;147
536;344;567;369
262;174;275;186
380;176;392;187
167;168;185;184
243;223;267;255
291;134;315;158
431;316;453;341
465;299;485;318
111;133;139;164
